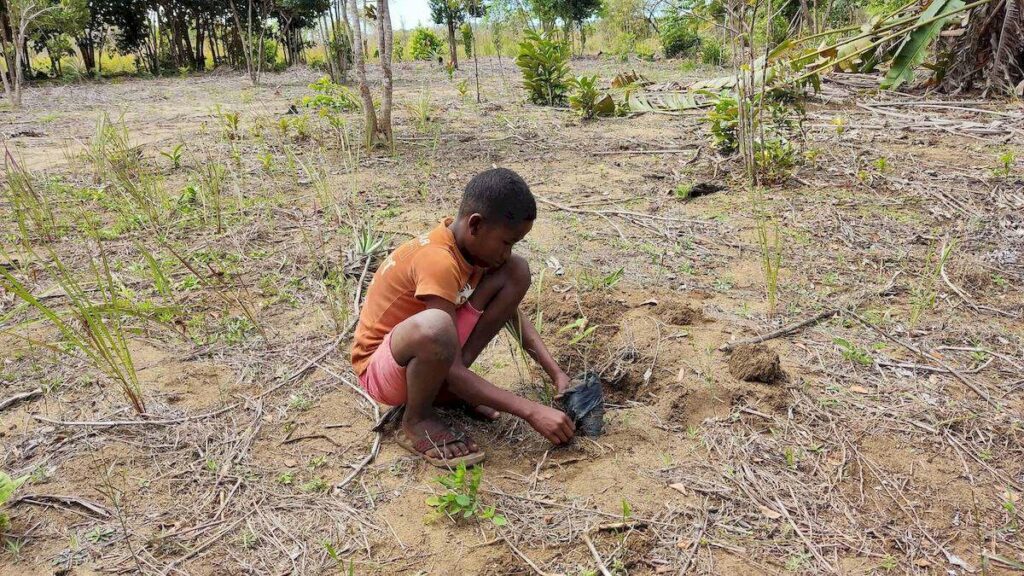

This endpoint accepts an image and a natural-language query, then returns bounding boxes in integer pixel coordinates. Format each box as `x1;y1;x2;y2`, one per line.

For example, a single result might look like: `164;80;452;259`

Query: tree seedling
159;143;184;169
425;462;506;526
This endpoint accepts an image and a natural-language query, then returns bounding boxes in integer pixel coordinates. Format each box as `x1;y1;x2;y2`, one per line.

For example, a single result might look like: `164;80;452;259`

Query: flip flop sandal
395;426;486;468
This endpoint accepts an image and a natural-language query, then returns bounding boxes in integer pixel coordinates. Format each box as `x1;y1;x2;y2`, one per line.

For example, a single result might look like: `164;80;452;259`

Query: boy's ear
467;213;485;234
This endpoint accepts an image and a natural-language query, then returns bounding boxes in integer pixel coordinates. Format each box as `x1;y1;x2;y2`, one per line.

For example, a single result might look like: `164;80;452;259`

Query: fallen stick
678;509;708;575
720;272;902;351
719;308;839;352
502;535;561;576
318;364;382;491
592;147;699;156
257;253;372;400
0;387;43;412
159;513;250;575
582;533;613;576
775;495;838;575
849;311;997;407
14;494;111;518
33;402;239;427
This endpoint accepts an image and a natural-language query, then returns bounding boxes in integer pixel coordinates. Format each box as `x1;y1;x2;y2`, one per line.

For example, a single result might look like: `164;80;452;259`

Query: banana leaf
881;0;966;89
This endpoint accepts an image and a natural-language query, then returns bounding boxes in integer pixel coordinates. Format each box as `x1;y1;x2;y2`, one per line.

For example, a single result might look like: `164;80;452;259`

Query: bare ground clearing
1;58;1023;575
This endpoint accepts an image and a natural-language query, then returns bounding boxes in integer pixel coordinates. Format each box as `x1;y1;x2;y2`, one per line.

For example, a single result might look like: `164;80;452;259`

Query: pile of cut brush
627;0;1024;115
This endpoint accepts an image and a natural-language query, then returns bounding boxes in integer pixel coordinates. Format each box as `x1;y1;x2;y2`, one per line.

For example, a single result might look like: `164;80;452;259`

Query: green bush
660;16;700;58
569;75;615;119
515;31;571;106
707;95;739;154
263;39;280;67
461;23;474;58
300;76;360;112
701;36;727;66
406;27;444;61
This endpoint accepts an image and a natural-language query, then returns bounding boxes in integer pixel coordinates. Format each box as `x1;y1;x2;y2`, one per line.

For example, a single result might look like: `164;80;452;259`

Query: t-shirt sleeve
411;247;462;304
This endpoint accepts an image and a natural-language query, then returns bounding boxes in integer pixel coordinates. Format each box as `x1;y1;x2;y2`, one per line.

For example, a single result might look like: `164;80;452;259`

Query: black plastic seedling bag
560;371;605;437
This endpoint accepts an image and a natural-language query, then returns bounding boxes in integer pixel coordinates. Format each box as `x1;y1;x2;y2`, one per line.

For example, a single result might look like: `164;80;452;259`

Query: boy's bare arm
423;297;575;444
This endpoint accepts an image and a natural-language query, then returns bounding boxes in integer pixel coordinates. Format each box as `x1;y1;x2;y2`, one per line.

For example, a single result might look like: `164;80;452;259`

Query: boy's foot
396;417;485;467
444;401;499;421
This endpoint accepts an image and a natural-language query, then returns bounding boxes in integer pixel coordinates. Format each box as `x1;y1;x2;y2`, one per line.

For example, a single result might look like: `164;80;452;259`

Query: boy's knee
504;255;531;294
410;309;458;364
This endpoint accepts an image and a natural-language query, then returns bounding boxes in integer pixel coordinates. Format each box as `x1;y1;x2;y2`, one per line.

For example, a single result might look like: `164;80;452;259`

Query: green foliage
300;76;360;113
754;137;797;183
706;95;799;182
881;0;965;90
1;162;148;414
263;39;281;68
701;36;727;66
406;27;444;60
993;150;1016;178
425;462;506;526
660;14;700;58
159;143;184;169
461;22;474;58
0;472;28;509
515;31;571;106
707;95;739;154
834;337;873;365
568;75;614;119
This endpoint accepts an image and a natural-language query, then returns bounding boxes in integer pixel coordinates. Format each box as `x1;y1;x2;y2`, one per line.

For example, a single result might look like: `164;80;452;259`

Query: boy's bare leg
434;256;531;418
389;309;479;458
462;255;531;366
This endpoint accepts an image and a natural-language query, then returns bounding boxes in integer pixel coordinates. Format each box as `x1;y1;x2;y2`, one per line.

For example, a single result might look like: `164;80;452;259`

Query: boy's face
465;215;532;269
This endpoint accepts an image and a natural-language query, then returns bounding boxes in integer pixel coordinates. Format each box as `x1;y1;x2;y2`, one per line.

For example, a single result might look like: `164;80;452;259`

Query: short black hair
458;168;537;224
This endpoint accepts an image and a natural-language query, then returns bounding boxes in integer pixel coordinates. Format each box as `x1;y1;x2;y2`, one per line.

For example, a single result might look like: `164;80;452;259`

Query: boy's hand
553;371;572;399
527;403;575;444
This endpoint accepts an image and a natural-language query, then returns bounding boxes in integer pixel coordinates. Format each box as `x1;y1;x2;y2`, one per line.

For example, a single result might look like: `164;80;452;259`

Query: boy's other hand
527;404;575;444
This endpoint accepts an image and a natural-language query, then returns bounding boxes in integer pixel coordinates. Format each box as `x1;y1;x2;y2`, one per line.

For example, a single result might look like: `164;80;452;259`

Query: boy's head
456;168;536;269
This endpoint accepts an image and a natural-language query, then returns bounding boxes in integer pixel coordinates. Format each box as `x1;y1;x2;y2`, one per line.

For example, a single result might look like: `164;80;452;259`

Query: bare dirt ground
1;57;1023;575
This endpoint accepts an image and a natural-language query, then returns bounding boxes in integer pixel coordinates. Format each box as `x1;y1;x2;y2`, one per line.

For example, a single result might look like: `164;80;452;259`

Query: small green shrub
569;75;614;119
263;40;280;68
426;462;506;525
515;31;571;106
407;27;444;61
300;76;360;112
660;16;700;58
701;36;727;66
460;22;474;58
1;472;28;534
707;95;739;154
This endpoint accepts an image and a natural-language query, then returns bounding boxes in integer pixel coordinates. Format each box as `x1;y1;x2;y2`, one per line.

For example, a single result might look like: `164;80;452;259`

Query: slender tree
1;0;69;107
429;0;465;68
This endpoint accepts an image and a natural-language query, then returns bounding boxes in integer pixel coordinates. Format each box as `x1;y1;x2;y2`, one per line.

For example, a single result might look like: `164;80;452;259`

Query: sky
389;0;435;29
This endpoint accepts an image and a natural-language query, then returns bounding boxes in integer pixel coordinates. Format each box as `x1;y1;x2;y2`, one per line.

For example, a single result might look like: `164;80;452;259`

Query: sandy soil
1;58;1022;575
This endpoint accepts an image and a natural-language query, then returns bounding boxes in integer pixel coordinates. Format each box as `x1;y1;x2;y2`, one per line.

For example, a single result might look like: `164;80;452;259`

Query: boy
351;168;575;467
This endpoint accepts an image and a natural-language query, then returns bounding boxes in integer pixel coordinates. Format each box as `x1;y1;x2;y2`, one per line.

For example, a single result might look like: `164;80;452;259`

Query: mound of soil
727;343;787;384
656;300;706;325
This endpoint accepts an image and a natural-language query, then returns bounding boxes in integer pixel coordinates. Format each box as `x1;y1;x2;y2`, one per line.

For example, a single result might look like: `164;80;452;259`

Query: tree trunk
208;20;219;66
0;16;14;104
377;0;393;145
472;23;480;102
194;16;206;70
349;0;379;148
77;37;96;74
447;17;458;69
227;0;260;85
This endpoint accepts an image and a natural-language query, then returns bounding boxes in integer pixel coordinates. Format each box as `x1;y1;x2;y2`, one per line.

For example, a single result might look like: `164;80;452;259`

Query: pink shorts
358;304;483;406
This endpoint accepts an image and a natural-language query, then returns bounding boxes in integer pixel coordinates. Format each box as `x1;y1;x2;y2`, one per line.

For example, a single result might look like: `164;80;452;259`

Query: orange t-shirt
351;219;484;375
